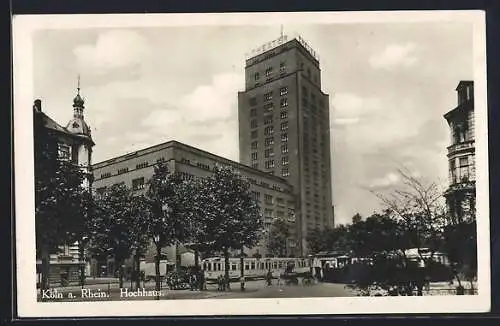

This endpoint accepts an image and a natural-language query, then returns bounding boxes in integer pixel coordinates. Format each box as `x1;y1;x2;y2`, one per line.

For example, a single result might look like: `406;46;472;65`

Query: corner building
91;140;296;274
238;36;334;256
443;81;476;223
34;88;95;286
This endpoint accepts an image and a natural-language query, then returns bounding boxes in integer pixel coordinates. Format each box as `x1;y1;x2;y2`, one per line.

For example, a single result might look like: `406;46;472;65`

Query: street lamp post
240;246;245;291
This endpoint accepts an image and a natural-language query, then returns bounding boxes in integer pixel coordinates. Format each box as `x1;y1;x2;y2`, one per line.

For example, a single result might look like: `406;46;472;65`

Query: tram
201;256;311;281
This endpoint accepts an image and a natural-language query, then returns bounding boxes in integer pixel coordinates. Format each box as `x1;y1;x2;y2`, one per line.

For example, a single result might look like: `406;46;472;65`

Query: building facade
91;140;297;275
238;35;334;255
443;80;476;223
34;85;95;286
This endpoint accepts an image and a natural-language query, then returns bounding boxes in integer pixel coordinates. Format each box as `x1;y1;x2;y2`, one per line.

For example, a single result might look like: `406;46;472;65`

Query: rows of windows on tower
249;85;290;177
253;61;288;86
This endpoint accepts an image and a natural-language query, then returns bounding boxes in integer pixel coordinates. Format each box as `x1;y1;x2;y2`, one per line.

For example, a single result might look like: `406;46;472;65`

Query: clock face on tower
72;122;80;128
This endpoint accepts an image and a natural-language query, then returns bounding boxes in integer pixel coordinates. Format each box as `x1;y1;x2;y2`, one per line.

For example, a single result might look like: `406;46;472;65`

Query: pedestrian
277;272;282;286
266;270;273;286
240;275;246;291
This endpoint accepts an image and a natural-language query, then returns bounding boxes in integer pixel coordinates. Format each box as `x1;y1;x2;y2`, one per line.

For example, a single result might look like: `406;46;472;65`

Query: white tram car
202;257;311;281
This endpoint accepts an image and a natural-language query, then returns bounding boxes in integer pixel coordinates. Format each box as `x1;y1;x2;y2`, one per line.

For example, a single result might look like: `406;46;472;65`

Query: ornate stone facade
443;81;476;224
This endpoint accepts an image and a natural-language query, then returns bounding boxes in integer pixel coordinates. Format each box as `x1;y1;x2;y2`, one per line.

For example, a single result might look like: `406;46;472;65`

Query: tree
181;177;214;269
70;190;96;287
306;225;352;255
34;110;87;290
145;162;196;295
365;168;448;295
202;166;263;289
267;218;290;257
442;220;477;291
306;228;328;254
352;213;362;224
128;194;153;289
90;183;137;288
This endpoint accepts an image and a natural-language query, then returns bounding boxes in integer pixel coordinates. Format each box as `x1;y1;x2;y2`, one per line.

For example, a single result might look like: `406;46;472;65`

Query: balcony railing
447;140;474;154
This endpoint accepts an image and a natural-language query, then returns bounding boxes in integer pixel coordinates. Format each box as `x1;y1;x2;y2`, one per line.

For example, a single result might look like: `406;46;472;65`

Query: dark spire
73;75;85;118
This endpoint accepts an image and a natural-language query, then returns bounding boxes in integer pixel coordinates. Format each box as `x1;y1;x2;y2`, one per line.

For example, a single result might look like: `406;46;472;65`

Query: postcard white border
13;10;490;317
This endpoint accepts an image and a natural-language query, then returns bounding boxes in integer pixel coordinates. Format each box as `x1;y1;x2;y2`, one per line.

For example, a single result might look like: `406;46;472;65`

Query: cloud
141;72;243;129
369;43;419;70
73;30;151;72
331;93;382;126
367;172;400;189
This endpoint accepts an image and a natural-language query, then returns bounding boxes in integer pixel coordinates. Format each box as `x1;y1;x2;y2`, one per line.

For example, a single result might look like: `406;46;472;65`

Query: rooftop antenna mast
77;74;81;95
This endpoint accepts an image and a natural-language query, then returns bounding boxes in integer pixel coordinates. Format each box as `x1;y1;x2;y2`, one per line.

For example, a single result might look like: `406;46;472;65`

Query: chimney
33;99;42;112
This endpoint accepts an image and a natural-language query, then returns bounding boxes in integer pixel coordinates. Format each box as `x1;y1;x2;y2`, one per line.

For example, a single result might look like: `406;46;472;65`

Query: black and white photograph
13;11;489;317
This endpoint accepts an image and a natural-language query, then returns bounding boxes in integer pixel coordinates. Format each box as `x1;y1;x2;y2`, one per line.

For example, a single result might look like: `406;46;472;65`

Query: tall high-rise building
444;80;476;223
238;35;334;256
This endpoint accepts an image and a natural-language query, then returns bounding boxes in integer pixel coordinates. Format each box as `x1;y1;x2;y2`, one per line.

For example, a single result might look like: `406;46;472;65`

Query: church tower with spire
65;76;94;190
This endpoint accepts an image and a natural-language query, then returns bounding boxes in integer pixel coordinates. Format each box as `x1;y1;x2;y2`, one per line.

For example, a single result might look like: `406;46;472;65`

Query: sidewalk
37;279;266;301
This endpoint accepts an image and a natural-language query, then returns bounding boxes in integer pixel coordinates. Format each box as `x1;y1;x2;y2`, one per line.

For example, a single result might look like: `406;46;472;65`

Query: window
132;177;145;190
254;72;260;81
265;67;273;77
264;148;274;158
280;98;288;108
250;108;257;117
264;91;273;101
280;86;288;96
264;126;274;135
281;156;289;166
251;152;258;160
251;141;258;150
281;122;288;131
251;130;258;139
281;144;288;153
117;167;129;174
57;144;71;161
156;157;165;163
264;195;274;205
251;119;258;128
280;61;286;73
96;187;106;195
181;158;191;164
264;102;274;112
264;117;273;125
282;168;290;177
280;110;288;119
197;162;210;170
265;137;274;146
459;157;468;167
100;172;112;179
307;68;311;78
136;162;149;169
281;133;288;142
249;96;257;106
302;86;308;97
252;162;259;169
252;191;261;201
265;160;275;169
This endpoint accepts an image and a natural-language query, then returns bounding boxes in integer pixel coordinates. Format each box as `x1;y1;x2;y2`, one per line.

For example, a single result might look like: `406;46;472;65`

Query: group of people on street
216;275;231;291
188;269;206;291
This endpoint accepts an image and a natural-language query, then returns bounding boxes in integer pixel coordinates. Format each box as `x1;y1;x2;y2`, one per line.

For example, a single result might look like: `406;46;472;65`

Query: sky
32;20;474;225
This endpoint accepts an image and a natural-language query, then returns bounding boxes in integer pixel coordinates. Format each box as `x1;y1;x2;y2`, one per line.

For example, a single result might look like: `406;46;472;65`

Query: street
37;279;356;302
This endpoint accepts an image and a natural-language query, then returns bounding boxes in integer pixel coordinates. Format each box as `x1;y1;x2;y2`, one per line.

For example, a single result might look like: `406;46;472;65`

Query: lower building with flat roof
91;140;298;275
